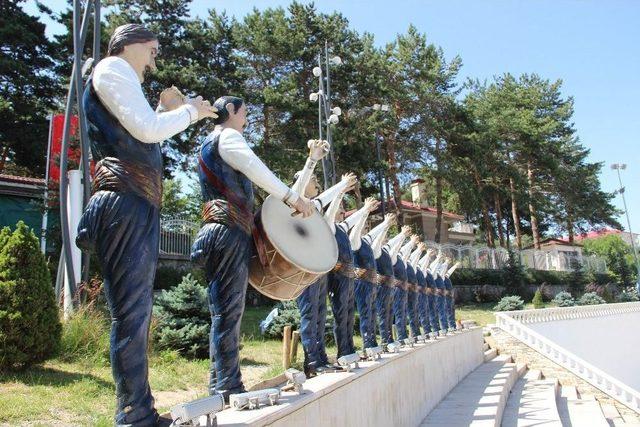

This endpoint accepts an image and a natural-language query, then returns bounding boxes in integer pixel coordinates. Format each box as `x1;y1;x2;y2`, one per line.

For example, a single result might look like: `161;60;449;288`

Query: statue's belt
406;282;419;293
198;154;268;267
202;199;253;235
426;288;434;295
435;288;445;296
376;274;396;288
444;289;452;297
332;261;356;279
354;267;379;284
394;279;409;291
92;157;162;208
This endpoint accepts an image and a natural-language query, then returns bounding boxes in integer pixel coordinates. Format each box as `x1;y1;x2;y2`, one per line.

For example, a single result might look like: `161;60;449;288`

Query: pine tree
0;221;61;370
153;274;210;358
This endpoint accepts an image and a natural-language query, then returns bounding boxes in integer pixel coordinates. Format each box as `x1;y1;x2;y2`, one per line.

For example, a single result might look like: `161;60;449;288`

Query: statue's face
228;102;248;132
305;175;320;198
123;39;159;81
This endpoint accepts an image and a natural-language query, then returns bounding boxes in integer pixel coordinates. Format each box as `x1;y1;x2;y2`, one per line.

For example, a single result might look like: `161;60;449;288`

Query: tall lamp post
309;42;343;189
371;103;390;216
611;163;640;292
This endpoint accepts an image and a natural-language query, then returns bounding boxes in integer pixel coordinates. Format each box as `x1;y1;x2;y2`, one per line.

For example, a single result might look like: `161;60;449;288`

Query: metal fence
158;216;608;272
425;242;607;273
159;216;199;258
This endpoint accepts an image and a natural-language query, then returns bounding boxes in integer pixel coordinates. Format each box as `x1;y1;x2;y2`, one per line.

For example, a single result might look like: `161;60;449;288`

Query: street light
370;102;391;216
309;43;343;188
611;163;640;293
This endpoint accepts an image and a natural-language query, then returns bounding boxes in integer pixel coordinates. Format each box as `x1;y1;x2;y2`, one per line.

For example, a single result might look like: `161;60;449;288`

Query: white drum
248;195;338;301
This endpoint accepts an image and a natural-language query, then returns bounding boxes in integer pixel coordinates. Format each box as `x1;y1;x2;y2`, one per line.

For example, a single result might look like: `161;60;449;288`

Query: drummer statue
190;95;318;401
76;24;217;425
293;172;357;376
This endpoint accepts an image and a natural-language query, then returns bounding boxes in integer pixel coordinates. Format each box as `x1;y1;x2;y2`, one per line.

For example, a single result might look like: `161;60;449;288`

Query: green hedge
452;268;617;290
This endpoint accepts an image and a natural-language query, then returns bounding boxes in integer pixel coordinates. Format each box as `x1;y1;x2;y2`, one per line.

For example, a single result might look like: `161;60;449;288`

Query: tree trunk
527;161;541;249
0;145;8;174
509;177;523;249
434;139;443;243
385;134;404;225
494;192;505;247
472;168;495;247
482;201;495;247
263;104;270;146
566;211;575;244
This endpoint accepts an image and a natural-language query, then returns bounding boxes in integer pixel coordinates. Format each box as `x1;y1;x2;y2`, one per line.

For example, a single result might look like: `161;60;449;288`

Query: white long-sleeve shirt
92;56;198;144
315;180;350;211
408;246;424;267
446;262;461;278
385;231;408;265
364;218;393;259
324;188;347;233
214;127;299;203
400;239;417;262
437;260;450;278
343;205;371;250
428;254;443;274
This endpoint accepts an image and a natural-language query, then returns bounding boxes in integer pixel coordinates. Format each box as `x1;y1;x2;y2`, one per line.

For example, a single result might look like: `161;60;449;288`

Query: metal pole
317;55;329;190
324;41;337;186
41;115;54;254
615;167;640;285
375;133;385;216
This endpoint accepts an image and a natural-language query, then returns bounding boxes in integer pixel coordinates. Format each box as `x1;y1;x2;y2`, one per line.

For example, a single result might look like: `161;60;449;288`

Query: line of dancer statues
75;24;461;426
292;170;462;380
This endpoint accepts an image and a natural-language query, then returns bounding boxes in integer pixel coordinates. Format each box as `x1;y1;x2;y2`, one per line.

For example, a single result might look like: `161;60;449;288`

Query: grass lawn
1;303;488;425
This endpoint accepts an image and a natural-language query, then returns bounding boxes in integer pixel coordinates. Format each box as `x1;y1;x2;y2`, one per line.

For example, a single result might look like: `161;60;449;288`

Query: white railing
159;217;199;258
496;303;640;413
422;243;607;272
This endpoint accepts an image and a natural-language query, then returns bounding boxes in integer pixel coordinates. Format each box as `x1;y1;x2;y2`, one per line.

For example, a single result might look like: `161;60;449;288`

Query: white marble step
421;354;518;427
599;402;633;426
484;347;498;362
556;396;610;427
560;385;578;400
502;376;561;427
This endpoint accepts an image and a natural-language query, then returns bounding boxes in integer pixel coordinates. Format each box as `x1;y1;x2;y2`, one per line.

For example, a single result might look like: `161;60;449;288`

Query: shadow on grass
239;357;269;367
0;365;113;389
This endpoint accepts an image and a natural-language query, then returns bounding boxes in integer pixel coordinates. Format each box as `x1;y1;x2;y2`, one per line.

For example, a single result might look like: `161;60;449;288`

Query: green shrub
263;300;300;339
0;221;61;370
153;274;210;358
493;295;525;311
577;292;606;306
59;307;110;365
617;288;639;302
473;284;504;303
154;265;190;290
532;289;544;309
552;291;575;307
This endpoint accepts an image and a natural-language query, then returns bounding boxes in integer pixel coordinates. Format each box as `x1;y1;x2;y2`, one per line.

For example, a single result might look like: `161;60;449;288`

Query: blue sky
26;0;640;235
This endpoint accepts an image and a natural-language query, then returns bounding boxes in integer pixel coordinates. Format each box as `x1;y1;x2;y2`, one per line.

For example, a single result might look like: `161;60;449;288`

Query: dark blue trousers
392;287;408;340
77;191;159;426
191;222;252;399
295;275;328;368
444;277;456;329
434;276;448;332
355;279;378;348
328;271;356;357
375;285;394;344
407;288;421;337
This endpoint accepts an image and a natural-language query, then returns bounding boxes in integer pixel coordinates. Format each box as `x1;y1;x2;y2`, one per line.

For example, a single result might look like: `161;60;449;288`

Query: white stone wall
215;328;484;427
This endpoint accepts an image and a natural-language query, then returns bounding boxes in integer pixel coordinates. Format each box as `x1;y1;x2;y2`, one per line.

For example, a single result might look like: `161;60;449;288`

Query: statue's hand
340;172;358;193
159;86;185;112
308;139;330;161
